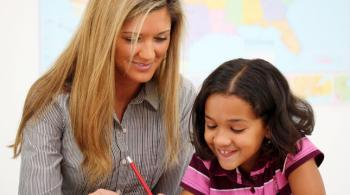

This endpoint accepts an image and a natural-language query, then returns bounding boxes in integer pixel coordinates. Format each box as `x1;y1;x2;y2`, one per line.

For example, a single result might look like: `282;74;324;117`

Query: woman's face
204;93;268;172
115;7;171;85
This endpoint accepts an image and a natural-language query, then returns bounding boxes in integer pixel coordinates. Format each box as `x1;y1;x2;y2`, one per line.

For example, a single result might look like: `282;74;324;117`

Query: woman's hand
88;189;121;195
88;189;165;195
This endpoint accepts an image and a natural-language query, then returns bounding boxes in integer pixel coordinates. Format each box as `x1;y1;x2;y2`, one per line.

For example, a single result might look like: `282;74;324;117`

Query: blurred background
1;0;349;194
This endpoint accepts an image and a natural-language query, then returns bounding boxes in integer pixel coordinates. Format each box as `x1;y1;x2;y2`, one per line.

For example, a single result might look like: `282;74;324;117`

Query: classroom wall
0;0;349;194
0;0;39;194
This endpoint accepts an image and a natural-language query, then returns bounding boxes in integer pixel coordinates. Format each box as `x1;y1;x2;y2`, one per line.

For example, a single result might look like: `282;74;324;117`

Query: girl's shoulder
192;153;212;169
181;154;212;194
182;154;211;183
283;137;324;177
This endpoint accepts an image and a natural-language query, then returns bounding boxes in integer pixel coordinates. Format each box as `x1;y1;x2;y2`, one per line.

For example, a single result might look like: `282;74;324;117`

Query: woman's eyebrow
121;29;171;35
157;29;171;35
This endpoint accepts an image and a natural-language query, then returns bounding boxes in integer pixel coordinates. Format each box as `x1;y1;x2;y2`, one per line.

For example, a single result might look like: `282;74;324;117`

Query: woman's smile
132;61;152;71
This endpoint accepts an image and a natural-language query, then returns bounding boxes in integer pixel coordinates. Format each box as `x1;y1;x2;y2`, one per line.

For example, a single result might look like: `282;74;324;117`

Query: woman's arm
152;77;196;194
288;159;326;195
151;139;193;194
19;102;64;195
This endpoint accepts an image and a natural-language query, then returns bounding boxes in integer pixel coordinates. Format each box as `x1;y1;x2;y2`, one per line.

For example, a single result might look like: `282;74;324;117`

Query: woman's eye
154;37;168;42
124;37;139;43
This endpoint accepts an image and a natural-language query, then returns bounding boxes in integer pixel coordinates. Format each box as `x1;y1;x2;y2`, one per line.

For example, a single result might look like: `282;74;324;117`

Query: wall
0;0;349;194
0;0;39;194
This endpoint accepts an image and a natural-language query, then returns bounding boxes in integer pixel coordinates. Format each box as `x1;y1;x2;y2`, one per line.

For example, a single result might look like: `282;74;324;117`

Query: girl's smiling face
204;93;268;172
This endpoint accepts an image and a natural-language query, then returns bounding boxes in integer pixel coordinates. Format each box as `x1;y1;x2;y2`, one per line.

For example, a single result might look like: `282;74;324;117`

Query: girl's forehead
205;94;257;120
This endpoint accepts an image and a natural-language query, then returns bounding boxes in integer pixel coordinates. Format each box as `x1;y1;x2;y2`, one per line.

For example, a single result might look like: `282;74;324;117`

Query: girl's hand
88;189;121;195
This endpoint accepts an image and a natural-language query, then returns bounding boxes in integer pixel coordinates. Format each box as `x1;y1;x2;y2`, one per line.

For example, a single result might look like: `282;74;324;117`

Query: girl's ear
265;127;271;139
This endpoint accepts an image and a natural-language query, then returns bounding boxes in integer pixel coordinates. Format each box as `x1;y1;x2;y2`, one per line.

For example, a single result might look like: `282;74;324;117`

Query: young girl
181;59;325;195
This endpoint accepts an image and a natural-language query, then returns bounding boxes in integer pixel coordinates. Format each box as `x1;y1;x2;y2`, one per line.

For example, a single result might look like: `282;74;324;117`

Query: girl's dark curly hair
191;58;314;162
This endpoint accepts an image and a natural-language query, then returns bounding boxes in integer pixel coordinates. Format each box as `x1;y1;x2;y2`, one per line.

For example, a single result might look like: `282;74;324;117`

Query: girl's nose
213;129;232;147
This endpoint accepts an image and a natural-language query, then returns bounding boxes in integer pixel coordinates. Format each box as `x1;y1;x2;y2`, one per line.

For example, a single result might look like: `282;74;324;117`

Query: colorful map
40;0;350;104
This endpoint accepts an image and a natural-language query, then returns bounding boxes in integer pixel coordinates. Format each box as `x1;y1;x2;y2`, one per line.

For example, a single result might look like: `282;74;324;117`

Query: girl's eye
206;124;217;129
230;128;246;133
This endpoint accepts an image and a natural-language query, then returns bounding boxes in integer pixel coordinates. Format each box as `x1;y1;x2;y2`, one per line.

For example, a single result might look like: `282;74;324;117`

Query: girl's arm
181;190;194;195
288;159;326;195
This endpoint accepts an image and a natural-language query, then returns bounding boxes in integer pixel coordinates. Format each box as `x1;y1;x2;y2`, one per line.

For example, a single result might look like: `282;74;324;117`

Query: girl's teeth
219;150;228;154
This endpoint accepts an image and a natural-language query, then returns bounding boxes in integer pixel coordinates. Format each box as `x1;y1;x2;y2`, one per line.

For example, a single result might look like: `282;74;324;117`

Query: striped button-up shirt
19;77;196;195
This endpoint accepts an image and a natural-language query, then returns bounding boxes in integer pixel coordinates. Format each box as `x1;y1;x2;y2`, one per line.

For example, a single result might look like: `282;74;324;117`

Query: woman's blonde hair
12;0;184;184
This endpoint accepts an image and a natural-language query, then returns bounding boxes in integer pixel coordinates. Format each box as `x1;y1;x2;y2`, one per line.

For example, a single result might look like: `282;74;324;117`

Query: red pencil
126;156;153;195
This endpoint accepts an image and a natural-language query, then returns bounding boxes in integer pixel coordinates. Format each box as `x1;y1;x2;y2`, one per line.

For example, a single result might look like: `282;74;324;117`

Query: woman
11;0;196;194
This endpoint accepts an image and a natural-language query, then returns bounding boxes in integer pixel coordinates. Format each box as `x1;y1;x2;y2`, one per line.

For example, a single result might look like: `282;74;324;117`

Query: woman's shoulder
28;93;70;127
179;75;197;99
55;93;70;107
178;75;197;114
48;93;70;115
21;93;70;141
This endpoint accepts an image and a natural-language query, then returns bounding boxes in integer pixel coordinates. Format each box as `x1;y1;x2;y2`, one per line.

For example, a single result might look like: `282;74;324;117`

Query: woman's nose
138;41;155;61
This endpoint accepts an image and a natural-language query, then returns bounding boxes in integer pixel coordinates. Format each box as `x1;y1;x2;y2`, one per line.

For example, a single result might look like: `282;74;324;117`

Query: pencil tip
126;156;133;163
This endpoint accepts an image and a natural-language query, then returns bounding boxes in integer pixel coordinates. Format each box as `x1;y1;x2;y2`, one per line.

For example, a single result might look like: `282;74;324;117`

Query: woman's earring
162;56;167;66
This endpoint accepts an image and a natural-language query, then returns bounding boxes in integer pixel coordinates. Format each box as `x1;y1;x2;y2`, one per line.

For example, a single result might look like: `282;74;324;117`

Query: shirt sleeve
151;142;193;195
284;136;324;177
180;154;211;195
152;77;197;195
19;99;65;195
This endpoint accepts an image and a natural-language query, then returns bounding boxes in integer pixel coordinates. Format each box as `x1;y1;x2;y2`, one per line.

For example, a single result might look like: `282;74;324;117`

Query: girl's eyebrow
205;114;213;120
205;114;246;122
228;119;246;122
205;114;247;122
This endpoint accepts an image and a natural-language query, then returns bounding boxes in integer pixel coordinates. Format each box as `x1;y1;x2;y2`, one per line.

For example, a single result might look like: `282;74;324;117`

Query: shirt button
121;159;127;165
122;128;127;133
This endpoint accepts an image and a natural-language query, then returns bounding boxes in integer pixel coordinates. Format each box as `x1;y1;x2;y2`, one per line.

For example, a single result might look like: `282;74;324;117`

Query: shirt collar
130;79;159;110
209;158;236;177
209;155;272;185
209;153;271;176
